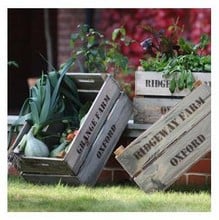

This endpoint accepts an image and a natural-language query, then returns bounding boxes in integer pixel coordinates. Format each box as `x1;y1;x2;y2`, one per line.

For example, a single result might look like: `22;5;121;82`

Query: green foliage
8;58;82;150
8;61;19;68
70;24;133;75
140;21;211;93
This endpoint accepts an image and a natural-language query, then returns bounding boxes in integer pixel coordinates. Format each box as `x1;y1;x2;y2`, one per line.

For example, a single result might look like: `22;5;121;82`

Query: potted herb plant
138;20;211;94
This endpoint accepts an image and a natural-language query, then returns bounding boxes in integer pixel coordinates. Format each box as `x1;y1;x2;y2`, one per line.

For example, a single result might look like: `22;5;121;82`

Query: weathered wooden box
10;73;133;185
134;70;211;124
115;84;211;192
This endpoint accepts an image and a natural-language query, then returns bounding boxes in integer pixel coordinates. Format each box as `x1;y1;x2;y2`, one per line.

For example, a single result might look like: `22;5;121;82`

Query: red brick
187;159;211;174
173;174;187;186
113;170;131;183
203;151;211;159
57;9;85;66
97;169;113;184
206;175;211;185
105;155;123;168
188;174;207;185
8;164;19;176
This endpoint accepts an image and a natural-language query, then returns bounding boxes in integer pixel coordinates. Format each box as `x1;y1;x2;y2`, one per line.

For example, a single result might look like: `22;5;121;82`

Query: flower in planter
139;19;211;93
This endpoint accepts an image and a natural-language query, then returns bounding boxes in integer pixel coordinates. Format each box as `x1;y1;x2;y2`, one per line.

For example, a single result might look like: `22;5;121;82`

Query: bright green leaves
169;78;177;94
140;22;211;93
168;69;195;94
186;70;195;90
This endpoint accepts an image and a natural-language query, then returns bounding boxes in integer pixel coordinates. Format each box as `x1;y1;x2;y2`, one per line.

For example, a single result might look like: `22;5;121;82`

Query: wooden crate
115;84;211;192
10;73;133;185
134;71;211;124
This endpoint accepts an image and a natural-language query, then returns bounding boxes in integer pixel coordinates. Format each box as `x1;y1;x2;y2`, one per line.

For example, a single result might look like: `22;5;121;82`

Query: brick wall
57;9;85;67
8;134;211;187
97;143;211;187
174;152;211;186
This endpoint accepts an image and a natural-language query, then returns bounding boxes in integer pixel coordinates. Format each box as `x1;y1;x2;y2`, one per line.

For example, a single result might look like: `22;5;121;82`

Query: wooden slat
9;122;74;175
135;71;211;97
9;74;121;176
22;173;80;185
18;157;73;175
134;113;211;192
123;122;151;138
77;92;133;185
134;97;180;124
8;122;31;154
65;75;121;175
67;72;107;91
115;85;210;177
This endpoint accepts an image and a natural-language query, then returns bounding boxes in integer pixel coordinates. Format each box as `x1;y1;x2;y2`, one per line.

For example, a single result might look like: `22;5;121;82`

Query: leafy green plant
8;58;82;157
8;61;19;68
70;24;133;75
8;25;135;159
140;20;211;93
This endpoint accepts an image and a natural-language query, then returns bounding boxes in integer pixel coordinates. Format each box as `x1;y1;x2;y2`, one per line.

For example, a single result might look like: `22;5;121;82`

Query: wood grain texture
67;72;107;91
65;75;121;175
135;71;211;97
8;122;31;154
134;113;211;192
115;85;211;177
134;97;180;124
18;157;73;175
22;173;80;185
77;93;133;185
10;74;129;180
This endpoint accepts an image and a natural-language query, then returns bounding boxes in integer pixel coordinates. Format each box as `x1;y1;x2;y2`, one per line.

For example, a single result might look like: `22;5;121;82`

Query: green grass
8;176;211;212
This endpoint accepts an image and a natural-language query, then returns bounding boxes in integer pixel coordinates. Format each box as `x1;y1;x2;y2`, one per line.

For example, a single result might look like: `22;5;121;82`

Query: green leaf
40;76;51;122
50;57;74;109
178;72;185;91
112;27;126;41
200;34;210;49
48;71;59;89
186;71;195;90
30;101;40;124
178;38;194;54
169;78;176;93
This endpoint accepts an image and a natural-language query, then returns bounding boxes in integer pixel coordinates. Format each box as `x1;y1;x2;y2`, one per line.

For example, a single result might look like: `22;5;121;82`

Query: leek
9;57;82;157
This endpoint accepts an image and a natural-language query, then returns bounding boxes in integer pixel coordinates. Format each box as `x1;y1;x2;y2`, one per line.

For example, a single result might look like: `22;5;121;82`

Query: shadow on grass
8;175;211;193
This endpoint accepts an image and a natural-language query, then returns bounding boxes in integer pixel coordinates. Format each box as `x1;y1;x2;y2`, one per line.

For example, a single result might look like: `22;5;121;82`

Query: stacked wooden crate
9;73;133;186
115;71;211;192
133;71;211;125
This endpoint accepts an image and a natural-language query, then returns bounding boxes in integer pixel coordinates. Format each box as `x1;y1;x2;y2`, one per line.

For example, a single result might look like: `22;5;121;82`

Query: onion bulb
24;130;49;157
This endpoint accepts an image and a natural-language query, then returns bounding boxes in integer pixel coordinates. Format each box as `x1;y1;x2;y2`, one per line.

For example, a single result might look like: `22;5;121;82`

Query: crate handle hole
39;163;49;167
77;79;95;83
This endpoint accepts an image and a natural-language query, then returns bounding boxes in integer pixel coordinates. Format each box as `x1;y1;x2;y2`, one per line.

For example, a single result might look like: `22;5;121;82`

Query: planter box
134;70;211;124
115;84;211;192
10;73;133;185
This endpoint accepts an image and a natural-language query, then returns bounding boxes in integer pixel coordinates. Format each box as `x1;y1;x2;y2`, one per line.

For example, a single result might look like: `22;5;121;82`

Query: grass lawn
8;176;211;212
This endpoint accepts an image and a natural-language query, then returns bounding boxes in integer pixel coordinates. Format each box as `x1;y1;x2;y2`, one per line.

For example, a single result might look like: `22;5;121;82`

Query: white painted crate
134;70;211;124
